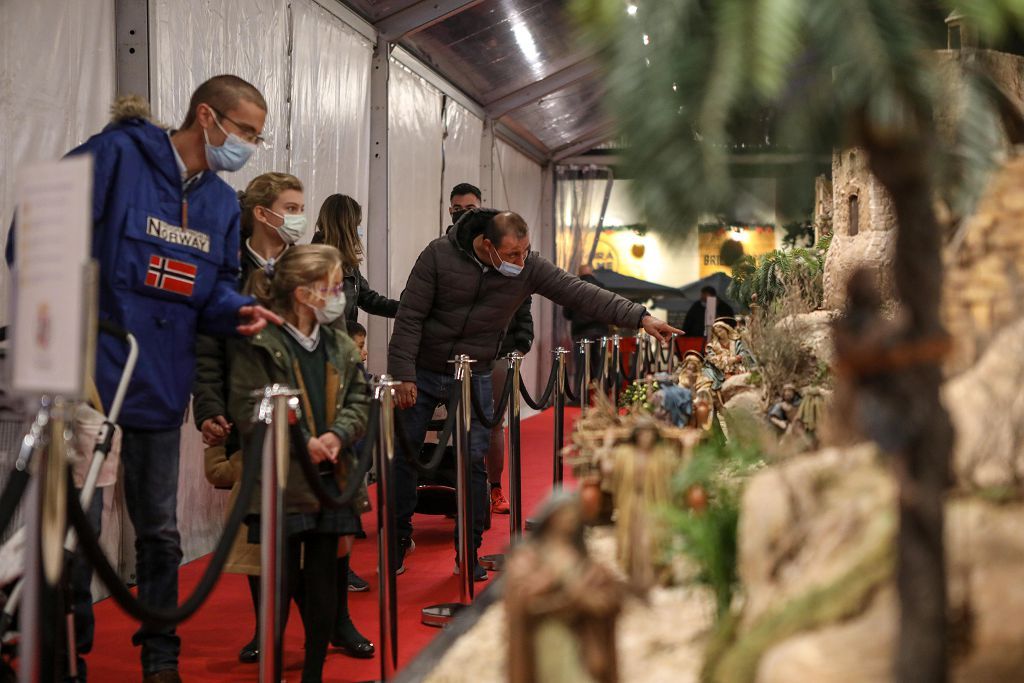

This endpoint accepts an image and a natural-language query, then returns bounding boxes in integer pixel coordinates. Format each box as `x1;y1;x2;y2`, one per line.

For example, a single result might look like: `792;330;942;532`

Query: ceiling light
626;4;638;16
642;33;650;46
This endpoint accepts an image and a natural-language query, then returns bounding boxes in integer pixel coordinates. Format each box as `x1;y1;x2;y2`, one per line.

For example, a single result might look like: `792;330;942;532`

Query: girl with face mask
229;245;375;682
312;194;398;326
192;171;309;665
239;172;308;279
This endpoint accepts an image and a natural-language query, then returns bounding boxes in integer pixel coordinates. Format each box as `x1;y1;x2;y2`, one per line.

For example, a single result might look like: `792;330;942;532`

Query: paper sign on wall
11;156;93;396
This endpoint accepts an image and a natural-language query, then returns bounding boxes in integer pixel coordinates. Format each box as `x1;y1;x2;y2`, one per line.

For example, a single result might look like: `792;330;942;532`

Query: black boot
330;555;375;659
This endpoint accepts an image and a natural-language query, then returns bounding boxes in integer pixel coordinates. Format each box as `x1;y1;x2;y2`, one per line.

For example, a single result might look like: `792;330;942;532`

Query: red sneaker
490;486;510;514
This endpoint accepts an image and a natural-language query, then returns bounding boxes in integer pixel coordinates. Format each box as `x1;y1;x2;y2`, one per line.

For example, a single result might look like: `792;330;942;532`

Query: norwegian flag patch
145;255;197;297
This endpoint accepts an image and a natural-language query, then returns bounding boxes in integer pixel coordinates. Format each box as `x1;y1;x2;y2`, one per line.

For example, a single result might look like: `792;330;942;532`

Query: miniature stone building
823;48;1024;311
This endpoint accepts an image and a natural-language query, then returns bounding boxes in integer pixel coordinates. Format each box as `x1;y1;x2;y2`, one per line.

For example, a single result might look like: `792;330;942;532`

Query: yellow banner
698;225;775;277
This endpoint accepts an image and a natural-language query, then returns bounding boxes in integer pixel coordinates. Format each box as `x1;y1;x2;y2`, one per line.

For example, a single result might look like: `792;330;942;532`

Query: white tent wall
0;0;116;324
0;0;126;598
491;140;546;398
440;101;484;230
290;0;373;235
387;62;444;300
150;0;291;191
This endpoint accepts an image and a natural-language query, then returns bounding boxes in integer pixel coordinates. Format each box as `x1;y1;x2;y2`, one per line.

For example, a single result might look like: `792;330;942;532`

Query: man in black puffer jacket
387;209;680;580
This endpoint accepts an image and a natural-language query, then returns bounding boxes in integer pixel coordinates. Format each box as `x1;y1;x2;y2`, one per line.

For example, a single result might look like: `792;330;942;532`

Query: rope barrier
288;400;381;510
520;363;558;411
470;368;513;430
393;381;462;475
68;420;265;628
563;371;579;403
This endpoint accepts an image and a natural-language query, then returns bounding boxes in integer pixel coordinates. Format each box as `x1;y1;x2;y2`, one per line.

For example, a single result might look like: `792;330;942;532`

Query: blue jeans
395;368;492;554
120;428;183;674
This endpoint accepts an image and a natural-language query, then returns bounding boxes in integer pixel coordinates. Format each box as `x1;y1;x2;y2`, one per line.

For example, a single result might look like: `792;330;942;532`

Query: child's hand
319;432;342;463
307;437;332;464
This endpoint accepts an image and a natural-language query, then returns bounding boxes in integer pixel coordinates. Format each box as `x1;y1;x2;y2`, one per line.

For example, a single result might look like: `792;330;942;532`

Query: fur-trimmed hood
109;94;168;129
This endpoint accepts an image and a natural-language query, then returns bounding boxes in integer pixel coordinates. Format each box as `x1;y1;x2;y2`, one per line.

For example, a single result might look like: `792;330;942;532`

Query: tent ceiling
341;0;613;160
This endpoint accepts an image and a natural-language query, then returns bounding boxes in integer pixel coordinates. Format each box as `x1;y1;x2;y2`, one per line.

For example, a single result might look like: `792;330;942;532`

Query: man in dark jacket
563;264;611;395
8;76;278;683
444;182;533;515
388;209;680;580
682;286;735;337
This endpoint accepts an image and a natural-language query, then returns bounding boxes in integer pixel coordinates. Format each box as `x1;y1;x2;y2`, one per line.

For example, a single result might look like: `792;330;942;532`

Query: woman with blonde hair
229;244;374;682
312;194;398;324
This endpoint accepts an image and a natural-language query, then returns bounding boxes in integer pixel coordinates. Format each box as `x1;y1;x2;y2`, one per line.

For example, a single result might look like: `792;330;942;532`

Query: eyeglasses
212;108;268;146
307;284;344;298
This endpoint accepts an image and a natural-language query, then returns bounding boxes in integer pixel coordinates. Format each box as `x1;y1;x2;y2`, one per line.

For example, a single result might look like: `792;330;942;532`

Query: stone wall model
823;49;1024;311
822;147;897;310
942;156;1024;376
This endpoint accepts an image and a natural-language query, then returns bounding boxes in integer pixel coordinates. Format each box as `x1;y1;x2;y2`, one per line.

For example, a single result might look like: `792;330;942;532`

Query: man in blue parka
7;75;279;683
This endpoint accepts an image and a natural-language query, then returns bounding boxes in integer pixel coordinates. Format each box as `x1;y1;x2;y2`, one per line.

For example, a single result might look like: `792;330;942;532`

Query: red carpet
88;408;577;681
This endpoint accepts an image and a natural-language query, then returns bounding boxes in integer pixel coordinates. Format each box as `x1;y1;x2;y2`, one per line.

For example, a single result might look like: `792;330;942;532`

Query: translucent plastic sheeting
0;0;116;324
290;0;373;239
440;100;483;230
492;139;543;232
491;140;545;396
388;61;444;299
150;0;290;191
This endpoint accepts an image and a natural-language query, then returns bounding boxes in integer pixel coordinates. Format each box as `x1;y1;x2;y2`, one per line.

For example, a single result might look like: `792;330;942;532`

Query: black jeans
395;367;492;553
120;427;183;675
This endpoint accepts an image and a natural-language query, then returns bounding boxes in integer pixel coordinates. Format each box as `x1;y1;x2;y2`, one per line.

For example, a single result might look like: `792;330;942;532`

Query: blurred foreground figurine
506;492;624;683
607;421;679;590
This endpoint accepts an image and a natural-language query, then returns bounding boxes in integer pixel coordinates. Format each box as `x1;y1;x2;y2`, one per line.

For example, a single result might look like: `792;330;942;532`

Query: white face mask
488;244;524;277
265;208;308;245
304;287;346;325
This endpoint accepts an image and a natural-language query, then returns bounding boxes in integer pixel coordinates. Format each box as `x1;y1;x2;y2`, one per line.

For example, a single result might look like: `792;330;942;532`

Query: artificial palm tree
573;1;1024;681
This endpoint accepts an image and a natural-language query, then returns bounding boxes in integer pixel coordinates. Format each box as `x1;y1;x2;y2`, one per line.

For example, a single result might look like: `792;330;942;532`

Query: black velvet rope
520;363;558;411
288;400;380;510
563;372;579;403
69;420;265;628
393;382;462;475
470;368;514;429
659;341;673;364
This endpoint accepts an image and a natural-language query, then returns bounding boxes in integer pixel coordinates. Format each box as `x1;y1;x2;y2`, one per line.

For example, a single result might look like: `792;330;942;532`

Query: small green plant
664;418;765;617
619;381;653;411
728;241;828;312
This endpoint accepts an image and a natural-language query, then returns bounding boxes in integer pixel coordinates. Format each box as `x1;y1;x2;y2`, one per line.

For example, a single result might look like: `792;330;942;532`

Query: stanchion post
580;339;593;415
374;375;401;682
611;335;622;408
481;351;523;573
257;384;301;683
20;397;59;683
668;333;678;374
552;347;569;489
422;355;476;627
507;352;524;540
598;336;609;395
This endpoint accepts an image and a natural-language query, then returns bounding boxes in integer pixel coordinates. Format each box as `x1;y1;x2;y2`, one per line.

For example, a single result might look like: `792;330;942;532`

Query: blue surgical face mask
489;244;524;278
203;114;257;173
357;225;365;241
